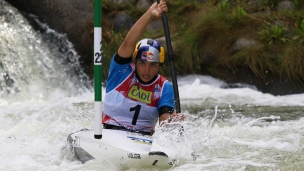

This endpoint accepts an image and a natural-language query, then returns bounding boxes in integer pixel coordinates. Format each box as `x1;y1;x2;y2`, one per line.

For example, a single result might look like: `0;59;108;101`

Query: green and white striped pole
94;0;103;139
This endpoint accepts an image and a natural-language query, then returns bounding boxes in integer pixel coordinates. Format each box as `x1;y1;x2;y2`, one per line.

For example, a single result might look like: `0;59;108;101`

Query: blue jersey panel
106;57;132;93
158;81;175;109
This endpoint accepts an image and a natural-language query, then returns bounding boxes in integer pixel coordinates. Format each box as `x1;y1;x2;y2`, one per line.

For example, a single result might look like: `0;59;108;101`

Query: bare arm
117;0;168;58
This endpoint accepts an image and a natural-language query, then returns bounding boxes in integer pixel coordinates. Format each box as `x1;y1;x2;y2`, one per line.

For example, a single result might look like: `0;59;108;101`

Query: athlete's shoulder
113;52;132;65
158;74;169;83
159;76;173;92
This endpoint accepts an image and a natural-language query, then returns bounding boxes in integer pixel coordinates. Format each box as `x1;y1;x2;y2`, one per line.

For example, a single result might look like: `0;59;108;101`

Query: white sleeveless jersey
102;58;174;132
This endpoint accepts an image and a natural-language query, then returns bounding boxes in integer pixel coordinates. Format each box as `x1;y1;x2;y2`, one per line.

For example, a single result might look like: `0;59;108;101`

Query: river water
1;1;304;170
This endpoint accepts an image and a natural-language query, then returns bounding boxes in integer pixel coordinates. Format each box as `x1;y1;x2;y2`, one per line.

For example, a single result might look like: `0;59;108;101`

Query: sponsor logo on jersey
153;84;161;99
154;84;160;92
128;85;152;104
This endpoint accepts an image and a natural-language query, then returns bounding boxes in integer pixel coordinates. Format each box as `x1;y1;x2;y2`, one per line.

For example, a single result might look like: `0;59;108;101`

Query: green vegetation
101;0;304;84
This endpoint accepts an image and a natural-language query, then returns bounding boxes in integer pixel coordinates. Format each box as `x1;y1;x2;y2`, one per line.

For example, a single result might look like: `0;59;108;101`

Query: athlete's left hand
171;112;184;122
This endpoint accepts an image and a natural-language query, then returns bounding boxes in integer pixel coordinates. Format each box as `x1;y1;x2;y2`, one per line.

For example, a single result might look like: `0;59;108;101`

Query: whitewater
1;0;304;170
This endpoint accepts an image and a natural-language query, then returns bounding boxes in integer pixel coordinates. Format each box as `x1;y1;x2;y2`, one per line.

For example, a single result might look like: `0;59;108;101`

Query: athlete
102;0;183;134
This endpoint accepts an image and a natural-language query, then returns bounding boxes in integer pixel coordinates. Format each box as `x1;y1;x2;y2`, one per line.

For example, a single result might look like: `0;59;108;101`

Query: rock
277;1;295;11
231;37;260;54
147;20;164;33
114;11;135;32
137;0;152;12
112;0;137;8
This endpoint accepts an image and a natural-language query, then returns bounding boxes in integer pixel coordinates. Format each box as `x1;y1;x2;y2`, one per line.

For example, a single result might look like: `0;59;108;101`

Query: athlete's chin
140;77;152;83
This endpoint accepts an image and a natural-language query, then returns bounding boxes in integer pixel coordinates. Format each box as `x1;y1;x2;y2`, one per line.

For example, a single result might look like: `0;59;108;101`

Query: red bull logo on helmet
141;51;155;61
138;46;160;62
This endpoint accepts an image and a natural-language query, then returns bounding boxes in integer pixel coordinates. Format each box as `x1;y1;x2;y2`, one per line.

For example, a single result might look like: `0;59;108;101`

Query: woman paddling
102;0;183;135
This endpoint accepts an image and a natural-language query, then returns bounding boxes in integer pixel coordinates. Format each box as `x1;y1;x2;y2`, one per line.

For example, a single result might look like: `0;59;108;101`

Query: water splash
0;0;91;103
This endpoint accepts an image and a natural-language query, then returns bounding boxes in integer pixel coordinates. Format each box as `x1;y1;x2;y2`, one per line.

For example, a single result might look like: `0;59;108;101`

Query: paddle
157;0;181;113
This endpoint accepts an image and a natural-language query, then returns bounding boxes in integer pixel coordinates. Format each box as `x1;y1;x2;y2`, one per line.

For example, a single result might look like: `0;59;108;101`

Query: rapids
1;1;304;170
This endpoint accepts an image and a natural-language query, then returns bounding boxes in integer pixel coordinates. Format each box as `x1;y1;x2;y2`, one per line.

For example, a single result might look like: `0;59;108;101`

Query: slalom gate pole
94;0;103;139
157;0;181;113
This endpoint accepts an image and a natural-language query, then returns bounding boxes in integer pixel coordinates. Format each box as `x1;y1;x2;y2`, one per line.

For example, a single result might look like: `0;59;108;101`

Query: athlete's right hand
150;0;168;18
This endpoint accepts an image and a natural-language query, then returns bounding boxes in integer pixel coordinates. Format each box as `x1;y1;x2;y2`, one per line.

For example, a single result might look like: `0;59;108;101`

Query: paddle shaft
157;0;181;113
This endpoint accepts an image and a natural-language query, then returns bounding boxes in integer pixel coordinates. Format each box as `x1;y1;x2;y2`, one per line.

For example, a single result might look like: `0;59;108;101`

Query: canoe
67;128;174;170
